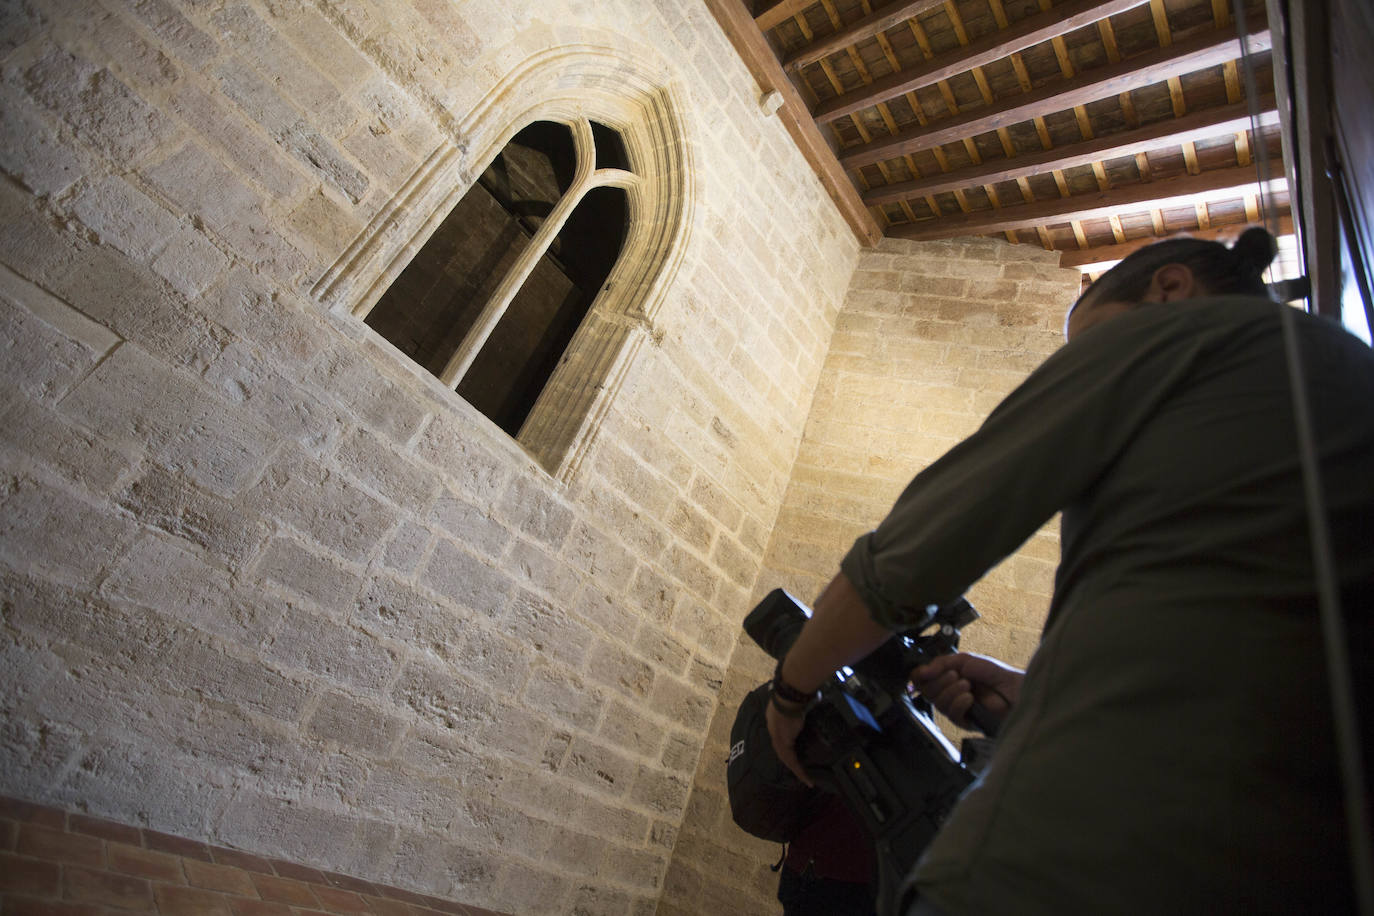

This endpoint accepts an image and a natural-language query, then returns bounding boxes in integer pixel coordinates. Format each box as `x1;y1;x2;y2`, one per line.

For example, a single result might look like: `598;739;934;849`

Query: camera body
739;589;992;916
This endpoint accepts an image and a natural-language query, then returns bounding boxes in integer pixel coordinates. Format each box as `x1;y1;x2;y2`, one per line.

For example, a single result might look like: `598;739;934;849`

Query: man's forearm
778;571;892;693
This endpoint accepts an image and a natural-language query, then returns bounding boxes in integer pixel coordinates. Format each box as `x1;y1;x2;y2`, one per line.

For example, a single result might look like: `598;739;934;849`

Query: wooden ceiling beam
704;0;883;246
839;22;1271;170
813;0;1150;123
863;96;1278;205
888;158;1286;240
755;0;817;32
783;0;946;71
1058;212;1294;267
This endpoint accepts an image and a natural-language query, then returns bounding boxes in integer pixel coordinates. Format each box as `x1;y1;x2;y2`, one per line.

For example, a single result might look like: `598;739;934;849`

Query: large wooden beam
783;0;947;71
840;23;1272;170
755;0;815;32
1057;213;1294;268
812;0;1149;121
704;0;882;246
863;97;1279;206
888;159;1287;240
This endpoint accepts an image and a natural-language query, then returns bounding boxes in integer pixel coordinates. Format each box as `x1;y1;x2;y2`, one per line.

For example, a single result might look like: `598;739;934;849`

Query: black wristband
769;690;810;718
772;659;818;705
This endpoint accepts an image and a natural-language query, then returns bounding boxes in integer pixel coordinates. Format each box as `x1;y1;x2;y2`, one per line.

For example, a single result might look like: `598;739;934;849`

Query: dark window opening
363;119;631;439
592;121;631;172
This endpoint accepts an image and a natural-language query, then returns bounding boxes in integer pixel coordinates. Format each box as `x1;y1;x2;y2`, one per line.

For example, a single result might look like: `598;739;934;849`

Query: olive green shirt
840;295;1374;914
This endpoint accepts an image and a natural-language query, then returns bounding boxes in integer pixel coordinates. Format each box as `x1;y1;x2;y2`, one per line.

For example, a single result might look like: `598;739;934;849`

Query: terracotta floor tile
0;799;66;831
63;865;153;911
4;896;107;916
1;820;18;852
225;899;292;916
16;826;103;869
142;832;212;864
264;862;324;885
246;875;314;908
205;851;272;877
69;816;141;847
182;861;256;899
0;852;61;896
107;845;185;885
152;884;232;916
308;886;368;914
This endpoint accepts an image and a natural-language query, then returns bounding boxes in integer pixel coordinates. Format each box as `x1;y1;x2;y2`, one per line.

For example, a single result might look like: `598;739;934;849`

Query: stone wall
659;238;1083;914
0;2;860;915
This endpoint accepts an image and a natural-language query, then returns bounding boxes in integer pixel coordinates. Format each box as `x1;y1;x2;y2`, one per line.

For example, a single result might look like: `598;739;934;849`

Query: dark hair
1073;226;1278;315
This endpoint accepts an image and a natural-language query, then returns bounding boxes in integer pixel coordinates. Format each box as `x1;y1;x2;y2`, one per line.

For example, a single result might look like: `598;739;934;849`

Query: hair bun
1231;226;1277;274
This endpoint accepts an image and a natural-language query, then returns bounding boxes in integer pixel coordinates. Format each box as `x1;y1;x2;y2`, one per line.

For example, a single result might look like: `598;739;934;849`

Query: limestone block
164;631;312;721
560;521;640;596
586;639;655;700
248;450;396;562
647;675;711;732
21;45;177;164
0;84;82;195
353;573;464;660
390;658;494;734
305;691;407;757
457;621;534;689
498;589;593;669
520;663;604;732
104;535;279;648
149;227;229;299
0;297;103;404
264;603;399;692
598;697;663;759
117;464;268;567
142;142;307;277
306;345;430;447
210;59;366;202
379;520;432;574
254;537;364;611
121;0;218;70
496;476;573;549
0;478;137;589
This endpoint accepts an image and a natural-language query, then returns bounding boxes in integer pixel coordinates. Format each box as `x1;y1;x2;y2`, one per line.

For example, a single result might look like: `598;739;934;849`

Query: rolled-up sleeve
839;300;1243;629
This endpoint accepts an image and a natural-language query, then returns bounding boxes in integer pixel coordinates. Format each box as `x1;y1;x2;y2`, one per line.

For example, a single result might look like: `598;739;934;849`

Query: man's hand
764;694;814;787
911;652;1024;733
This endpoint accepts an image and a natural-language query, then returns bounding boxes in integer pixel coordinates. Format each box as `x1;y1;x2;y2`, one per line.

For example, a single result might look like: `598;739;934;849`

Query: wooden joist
704;0;883;246
783;0;947;71
812;0;1150;122
863;96;1279;206
1057;212;1294;268
888;159;1286;240
755;0;815;32
840;23;1272;170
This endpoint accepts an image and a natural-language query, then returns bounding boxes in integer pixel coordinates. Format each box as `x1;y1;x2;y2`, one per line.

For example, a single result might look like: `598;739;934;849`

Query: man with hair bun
765;228;1374;915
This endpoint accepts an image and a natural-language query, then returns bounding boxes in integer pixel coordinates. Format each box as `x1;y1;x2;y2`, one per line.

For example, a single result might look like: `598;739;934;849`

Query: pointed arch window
313;47;692;481
361;118;636;440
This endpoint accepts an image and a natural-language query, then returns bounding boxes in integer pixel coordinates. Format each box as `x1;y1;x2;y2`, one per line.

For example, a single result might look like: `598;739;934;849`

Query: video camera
730;588;996;916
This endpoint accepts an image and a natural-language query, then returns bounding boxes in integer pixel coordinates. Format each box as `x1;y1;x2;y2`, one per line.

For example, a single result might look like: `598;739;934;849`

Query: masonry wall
0;2;860;915
659;238;1084;914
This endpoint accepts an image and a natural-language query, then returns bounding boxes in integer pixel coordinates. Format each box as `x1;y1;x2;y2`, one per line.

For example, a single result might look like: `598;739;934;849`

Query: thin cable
1280;304;1374;915
1233;0;1279;244
1238;2;1374;910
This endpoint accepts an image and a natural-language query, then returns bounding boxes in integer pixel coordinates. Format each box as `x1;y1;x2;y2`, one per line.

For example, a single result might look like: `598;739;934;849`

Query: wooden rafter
1058;212;1295;267
813;0;1149;124
862;97;1279;206
703;0;882;245
755;0;816;32
888;159;1287;240
783;0;946;71
840;22;1272;170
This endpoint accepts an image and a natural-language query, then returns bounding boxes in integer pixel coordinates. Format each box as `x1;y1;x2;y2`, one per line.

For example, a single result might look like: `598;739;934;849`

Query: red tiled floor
0;796;508;916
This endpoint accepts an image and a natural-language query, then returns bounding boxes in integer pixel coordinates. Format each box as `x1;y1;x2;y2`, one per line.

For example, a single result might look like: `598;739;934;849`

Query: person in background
765;228;1374;915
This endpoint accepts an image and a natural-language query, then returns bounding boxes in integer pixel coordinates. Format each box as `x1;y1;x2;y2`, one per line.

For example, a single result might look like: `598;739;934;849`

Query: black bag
726;681;825;842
